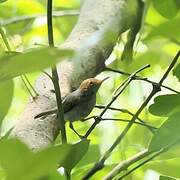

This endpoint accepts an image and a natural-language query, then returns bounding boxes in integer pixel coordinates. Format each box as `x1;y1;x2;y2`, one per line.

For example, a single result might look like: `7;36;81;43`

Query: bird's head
79;77;109;94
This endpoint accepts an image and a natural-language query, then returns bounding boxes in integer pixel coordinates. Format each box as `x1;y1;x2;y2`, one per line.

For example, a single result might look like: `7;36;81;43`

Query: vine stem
82;50;180;179
47;0;69;179
47;0;67;143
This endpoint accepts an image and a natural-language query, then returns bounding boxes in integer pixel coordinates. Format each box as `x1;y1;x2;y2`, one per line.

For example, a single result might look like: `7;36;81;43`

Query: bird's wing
62;91;82;113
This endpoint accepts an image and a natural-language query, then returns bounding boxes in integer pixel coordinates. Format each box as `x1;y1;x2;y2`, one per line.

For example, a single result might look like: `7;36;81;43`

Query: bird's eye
90;82;93;86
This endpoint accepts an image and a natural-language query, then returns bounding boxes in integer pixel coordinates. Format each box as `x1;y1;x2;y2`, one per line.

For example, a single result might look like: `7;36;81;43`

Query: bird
35;77;109;136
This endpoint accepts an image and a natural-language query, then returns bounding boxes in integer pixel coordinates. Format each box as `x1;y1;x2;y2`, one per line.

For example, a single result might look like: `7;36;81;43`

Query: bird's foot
81;116;98;122
94;116;102;124
69;122;86;139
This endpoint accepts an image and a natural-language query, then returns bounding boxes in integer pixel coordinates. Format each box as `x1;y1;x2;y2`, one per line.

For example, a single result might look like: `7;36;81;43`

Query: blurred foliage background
0;0;180;180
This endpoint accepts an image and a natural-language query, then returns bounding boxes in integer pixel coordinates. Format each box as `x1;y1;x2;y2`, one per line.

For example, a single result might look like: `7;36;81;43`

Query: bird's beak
100;76;110;84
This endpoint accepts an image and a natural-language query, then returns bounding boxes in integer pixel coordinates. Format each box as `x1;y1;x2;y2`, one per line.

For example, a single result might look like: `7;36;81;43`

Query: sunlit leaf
145;18;180;43
0;80;14;126
149;112;180;151
149;94;180;117
0;169;6;179
0;0;45;34
145;158;180;178
43;170;65;180
159;175;176;180
61;139;90;173
0;47;73;81
152;0;180;19
0;0;44;18
0;138;34;180
76;144;101;168
173;63;180;81
0;0;7;3
0;138;83;180
156;144;180;161
72;164;115;180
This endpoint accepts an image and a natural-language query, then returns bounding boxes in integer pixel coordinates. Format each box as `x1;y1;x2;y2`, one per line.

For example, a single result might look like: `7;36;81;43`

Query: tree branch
82;50;180;179
11;0;136;150
118;140;179;179
103;149;149;180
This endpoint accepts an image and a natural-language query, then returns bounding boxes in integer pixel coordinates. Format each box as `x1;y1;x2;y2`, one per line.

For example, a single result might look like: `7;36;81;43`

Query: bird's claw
69;122;86;139
81;115;100;122
94;116;102;123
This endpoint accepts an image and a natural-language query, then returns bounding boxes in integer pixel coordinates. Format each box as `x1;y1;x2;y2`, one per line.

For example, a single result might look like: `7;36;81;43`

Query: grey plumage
34;77;109;122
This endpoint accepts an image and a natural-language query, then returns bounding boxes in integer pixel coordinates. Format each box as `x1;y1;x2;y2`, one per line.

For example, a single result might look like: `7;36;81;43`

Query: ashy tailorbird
35;77;109;136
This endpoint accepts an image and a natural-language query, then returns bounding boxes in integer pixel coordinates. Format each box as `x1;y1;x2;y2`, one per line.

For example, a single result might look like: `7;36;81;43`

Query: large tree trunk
11;0;138;150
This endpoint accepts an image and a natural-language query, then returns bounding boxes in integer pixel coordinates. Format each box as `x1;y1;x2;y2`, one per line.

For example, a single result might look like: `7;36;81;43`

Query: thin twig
0;27;39;98
138;78;180;94
95;105;145;122
0;10;79;26
21;76;35;99
0;26;11;51
95;105;156;133
101;118;157;130
105;67;180;94
159;51;180;85
118;140;179;180
105;67;130;76
112;65;150;98
82;50;180;179
23;74;39;96
103;149;150;180
42;70;53;80
83;64;150;139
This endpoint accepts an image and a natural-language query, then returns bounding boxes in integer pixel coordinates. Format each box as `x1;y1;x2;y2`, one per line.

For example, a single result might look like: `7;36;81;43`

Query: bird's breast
64;94;96;122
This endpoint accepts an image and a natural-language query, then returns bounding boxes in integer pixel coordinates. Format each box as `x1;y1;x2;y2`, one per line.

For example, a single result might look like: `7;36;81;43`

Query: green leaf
0;0;44;35
0;47;73;81
156;144;180;161
28;144;71;180
0;0;7;3
145;18;180;43
149;112;180;151
76;144;101;168
0;127;14;141
152;0;180;19
0;169;6;179
149;94;180;117
42;170;65;180
0;138;70;180
159;175;176;180
145;158;180;178
61;139;90;173
0;80;14;126
0;138;89;180
0;138;34;180
173;63;180;81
